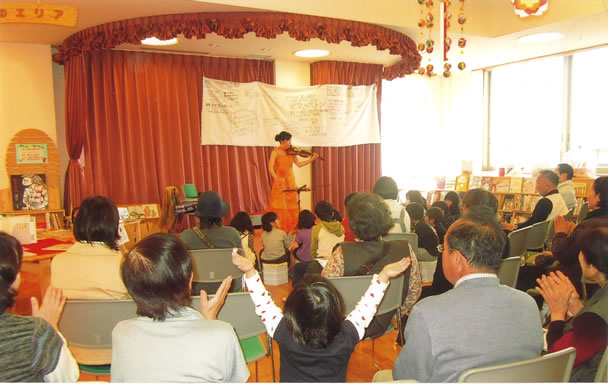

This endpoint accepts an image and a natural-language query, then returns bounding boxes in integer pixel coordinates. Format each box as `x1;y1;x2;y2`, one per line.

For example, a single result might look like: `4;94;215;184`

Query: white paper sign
201;78;380;147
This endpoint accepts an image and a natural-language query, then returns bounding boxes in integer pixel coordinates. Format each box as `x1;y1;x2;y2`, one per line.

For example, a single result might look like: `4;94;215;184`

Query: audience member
556;163;577;211
515;170;568;230
232;248;411;382
432;200;449;217
230;211;257;265
392;206;543;382
0;232;79;382
290;210;315;287
536;227;608;381
442;191;462;229
260;211;293;264
112;233;248;382
462;188;499;214
311;201;345;264
180;191;241;249
51;195;128;299
425;207;446;244
373;176;411;233
406;202;440;260
406;190;428;210
322;193;421;338
341;192;358;242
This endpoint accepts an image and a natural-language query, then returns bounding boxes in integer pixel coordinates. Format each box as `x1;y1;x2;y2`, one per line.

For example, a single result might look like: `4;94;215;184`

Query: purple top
295;228;313;261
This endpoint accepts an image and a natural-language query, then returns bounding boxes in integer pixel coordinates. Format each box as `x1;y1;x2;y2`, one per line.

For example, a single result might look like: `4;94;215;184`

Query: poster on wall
16;144;48;164
10;174;48;211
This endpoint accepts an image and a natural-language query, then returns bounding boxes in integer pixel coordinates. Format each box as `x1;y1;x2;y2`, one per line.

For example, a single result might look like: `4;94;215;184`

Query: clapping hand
536;271;580;322
200;275;232;320
378;258;411;284
554;215;576;235
232;247;256;278
31;287;66;331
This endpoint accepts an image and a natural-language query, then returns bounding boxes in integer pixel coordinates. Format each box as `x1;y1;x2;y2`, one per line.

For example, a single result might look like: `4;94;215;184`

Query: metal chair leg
268;334;276;382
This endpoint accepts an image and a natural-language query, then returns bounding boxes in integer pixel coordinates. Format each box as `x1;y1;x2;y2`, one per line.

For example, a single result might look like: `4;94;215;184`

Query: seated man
556;163;577;211
515;170;569;230
406;202;440;260
392;207;543;382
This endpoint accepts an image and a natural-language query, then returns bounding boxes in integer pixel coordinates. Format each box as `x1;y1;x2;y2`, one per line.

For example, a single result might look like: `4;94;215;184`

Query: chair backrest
383;232;419;255
507;226;529;258
497;256;521;288
526;220;550;250
577;202;589;224
595;347;608;382
182;183;198;199
457;347;576;382
58;299;137;349
192;292;265;340
564;208;575;222
189;248;244;283
327;274;405;316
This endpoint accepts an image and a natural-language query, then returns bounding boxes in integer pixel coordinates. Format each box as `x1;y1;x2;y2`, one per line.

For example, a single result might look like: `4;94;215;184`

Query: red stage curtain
310;61;383;215
65;50;274;216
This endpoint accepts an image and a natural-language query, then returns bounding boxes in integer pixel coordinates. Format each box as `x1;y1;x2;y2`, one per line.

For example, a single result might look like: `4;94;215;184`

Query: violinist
267;131;320;233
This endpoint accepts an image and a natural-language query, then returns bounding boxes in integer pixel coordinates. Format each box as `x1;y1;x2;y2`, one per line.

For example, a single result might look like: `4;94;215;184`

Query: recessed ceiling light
141;37;179;46
293;49;330;58
517;32;564;43
209;43;218;48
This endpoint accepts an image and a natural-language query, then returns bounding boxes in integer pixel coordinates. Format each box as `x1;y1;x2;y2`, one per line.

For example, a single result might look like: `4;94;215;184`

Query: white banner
201;77;380;147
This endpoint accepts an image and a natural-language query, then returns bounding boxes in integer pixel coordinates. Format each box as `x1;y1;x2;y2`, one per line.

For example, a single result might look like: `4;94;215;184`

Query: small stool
262;262;288;285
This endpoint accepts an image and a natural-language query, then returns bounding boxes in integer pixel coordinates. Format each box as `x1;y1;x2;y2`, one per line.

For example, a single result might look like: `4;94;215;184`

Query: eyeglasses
437;244;444;253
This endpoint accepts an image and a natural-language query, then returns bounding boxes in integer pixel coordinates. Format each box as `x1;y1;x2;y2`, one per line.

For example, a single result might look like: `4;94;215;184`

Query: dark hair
200;217;223;230
73;196;120;251
344;192;358;209
432;200;449;216
275;131;292;142
373;176;399;200
121;233;192;321
578;227;608;277
425;207;444;224
284;274;345;348
462;188;499;214
230;211;253;234
557;163;574;180
446;206;506;271
297;210;315;229
262;212;278;232
347;193;393;241
444;191;461;216
593;176;608;211
406;202;425;221
539;169;559;187
0;232;23;314
406;190;428;208
314;201;342;222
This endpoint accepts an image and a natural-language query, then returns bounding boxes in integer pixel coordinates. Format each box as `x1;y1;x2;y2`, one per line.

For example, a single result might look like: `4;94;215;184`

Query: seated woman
405;202;440;261
111;233;249;382
406;190;428;210
51;195;128;299
0;232;79;382
180;190;241;250
229;211;257;266
322;193;421;339
536;227;608;382
442;191;462;229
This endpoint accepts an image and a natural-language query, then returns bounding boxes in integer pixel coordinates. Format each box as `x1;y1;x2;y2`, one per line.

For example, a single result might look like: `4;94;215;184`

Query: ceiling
1;0;608;70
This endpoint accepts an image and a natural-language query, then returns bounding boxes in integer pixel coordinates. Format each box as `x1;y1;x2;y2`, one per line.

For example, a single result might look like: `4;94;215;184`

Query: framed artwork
10;174;48;211
16;144;48;164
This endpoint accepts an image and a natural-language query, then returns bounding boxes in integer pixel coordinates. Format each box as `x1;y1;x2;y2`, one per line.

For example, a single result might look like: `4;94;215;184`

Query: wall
0;42;58;210
274;59;313;210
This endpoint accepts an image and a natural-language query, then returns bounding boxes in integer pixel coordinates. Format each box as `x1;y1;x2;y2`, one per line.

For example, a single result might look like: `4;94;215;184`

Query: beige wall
0;43;57;192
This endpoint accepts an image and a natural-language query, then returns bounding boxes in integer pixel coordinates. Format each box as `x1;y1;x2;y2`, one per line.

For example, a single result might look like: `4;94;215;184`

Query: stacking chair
497;257;522;288
595;347;608;382
58;299;138;376
525;220;551;263
195;292;276;381
383;232;419;255
507;226;530;260
372;369;418;382
182;183;198;201
384;233;436;282
564;208;575;222
328;274;405;370
457;346;576;382
189;248;244;293
577;202;589;224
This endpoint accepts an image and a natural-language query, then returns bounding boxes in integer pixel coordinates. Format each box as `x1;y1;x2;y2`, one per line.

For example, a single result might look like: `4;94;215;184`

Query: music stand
282;185;311;212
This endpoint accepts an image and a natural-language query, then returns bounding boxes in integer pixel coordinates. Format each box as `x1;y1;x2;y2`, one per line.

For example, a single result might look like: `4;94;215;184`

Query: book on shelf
455;175;469;191
522;177;536;194
500;211;513;224
118;204;161;220
493;177;511;193
573;182;587;198
501;194;515;212
444;177;456;191
574;197;586;216
469;176;482;190
481;177;493;191
509;177;523;193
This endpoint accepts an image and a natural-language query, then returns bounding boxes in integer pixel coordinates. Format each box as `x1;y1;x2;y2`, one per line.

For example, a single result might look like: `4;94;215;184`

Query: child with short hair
289;210;315;286
311;201;345;267
232;250;411;382
260;211;293;264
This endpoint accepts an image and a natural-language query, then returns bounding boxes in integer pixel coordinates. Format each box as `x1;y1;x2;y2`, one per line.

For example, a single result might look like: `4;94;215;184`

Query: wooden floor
15;270;402;382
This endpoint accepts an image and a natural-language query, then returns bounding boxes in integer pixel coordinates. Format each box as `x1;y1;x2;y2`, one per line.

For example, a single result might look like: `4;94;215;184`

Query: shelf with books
0;209;65;230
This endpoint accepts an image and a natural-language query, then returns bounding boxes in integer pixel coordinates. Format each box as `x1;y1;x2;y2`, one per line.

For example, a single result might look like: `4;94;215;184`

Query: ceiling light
209;43;218;48
517;32;564;43
141;37;179;46
293;49;330;58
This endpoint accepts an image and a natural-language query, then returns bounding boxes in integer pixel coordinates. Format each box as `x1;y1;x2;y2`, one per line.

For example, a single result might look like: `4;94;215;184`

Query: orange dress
267;149;299;233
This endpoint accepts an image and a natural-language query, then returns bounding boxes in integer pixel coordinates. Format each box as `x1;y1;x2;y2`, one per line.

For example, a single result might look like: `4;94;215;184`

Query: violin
285;146;324;160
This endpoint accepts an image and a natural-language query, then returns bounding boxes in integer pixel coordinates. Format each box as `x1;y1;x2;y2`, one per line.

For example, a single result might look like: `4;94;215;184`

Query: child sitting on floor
232;249;411;382
260;211;293;265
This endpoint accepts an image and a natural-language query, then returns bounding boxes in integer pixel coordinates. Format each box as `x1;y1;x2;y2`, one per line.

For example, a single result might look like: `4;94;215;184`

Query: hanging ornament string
417;0;436;77
457;0;467;70
442;0;452;78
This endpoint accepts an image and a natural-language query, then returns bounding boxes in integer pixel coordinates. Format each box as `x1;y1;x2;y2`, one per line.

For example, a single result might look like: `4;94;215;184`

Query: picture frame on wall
10;174;48;211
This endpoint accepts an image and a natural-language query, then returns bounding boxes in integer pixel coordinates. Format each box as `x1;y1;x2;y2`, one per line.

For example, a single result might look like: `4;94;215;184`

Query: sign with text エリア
0;3;78;27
